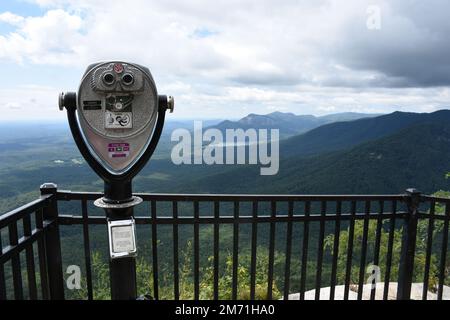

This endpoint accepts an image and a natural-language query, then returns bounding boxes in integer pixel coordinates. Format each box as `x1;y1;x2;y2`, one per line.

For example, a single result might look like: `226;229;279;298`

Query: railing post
40;183;65;300
397;188;421;300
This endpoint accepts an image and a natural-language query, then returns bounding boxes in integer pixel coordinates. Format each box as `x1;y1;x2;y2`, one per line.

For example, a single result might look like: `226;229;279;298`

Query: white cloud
0;9;83;64
0;12;25;25
0;0;449;120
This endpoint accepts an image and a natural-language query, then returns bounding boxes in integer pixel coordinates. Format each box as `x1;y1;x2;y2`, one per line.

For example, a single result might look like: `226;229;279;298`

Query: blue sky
1;0;450;121
0;1;45;18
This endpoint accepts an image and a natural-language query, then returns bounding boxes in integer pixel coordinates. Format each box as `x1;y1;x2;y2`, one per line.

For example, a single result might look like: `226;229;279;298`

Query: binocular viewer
59;61;174;207
59;62;174;288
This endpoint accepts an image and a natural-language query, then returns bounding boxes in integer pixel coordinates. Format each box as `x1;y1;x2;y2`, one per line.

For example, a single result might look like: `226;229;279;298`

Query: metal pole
397;188;420;300
104;180;137;300
40;183;65;300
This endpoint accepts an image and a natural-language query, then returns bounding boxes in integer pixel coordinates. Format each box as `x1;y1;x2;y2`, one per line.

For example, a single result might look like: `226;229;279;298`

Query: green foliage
69;242;281;300
69;252;110;300
324;190;449;292
324;220;400;286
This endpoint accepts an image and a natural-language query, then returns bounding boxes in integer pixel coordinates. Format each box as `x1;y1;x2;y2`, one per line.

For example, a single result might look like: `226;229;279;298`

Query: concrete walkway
283;283;450;300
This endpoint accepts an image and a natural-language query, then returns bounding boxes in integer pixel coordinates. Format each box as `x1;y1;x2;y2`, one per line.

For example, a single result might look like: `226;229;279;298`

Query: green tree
70;242;281;300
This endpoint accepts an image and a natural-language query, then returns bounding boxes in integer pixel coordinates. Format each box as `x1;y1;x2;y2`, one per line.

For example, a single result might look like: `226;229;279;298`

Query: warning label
105;111;132;129
108;143;130;158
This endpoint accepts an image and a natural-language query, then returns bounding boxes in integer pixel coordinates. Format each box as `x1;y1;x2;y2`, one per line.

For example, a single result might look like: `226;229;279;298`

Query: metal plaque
108;218;137;259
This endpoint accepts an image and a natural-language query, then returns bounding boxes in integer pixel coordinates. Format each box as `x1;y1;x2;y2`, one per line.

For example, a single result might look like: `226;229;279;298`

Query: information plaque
107;218;137;259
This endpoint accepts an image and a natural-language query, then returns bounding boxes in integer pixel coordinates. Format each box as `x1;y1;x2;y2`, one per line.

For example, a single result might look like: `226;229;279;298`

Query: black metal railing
0;184;449;300
0;184;64;300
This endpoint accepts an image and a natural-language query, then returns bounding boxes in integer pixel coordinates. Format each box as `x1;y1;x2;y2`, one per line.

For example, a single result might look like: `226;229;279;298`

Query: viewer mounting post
59;62;174;300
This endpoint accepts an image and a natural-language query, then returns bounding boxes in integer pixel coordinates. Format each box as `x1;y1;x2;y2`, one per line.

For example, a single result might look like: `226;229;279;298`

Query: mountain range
145;109;450;196
1;109;450;214
281;110;450;157
180;120;450;195
209;111;381;138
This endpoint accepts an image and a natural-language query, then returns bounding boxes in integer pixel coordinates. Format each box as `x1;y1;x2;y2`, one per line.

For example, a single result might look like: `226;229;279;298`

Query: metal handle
58;92;77;111
167;95;175;113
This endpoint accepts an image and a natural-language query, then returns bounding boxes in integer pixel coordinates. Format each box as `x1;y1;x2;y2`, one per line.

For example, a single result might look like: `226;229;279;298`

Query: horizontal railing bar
139;194;408;201
421;195;450;203
417;212;450;220
56;190;407;202
0;195;52;229
58;212;407;225
57;190;100;201
0;229;45;264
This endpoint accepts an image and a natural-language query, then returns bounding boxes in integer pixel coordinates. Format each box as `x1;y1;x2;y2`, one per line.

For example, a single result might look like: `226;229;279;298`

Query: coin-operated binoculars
59;61;174;299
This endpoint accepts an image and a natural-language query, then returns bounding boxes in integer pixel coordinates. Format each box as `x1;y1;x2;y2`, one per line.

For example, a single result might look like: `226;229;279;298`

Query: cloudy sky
0;0;449;121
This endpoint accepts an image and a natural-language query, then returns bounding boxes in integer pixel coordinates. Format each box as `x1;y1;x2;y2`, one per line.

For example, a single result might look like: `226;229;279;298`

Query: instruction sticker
105;111;132;129
111;225;135;253
108;143;130;158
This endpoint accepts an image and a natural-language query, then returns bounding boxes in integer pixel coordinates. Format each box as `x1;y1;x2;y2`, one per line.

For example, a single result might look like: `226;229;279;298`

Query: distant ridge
209;111;381;138
281;109;450;157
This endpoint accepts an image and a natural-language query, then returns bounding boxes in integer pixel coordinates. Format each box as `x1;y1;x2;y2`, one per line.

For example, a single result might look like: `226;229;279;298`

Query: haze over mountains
1;109;450;213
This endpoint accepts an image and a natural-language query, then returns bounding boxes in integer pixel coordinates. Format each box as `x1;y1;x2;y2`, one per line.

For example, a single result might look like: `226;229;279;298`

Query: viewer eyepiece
103;72;115;85
122;73;134;85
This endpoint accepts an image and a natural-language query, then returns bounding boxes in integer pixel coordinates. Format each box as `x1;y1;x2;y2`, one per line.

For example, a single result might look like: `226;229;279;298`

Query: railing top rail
421;194;450;203
0;194;53;229
56;190;406;202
